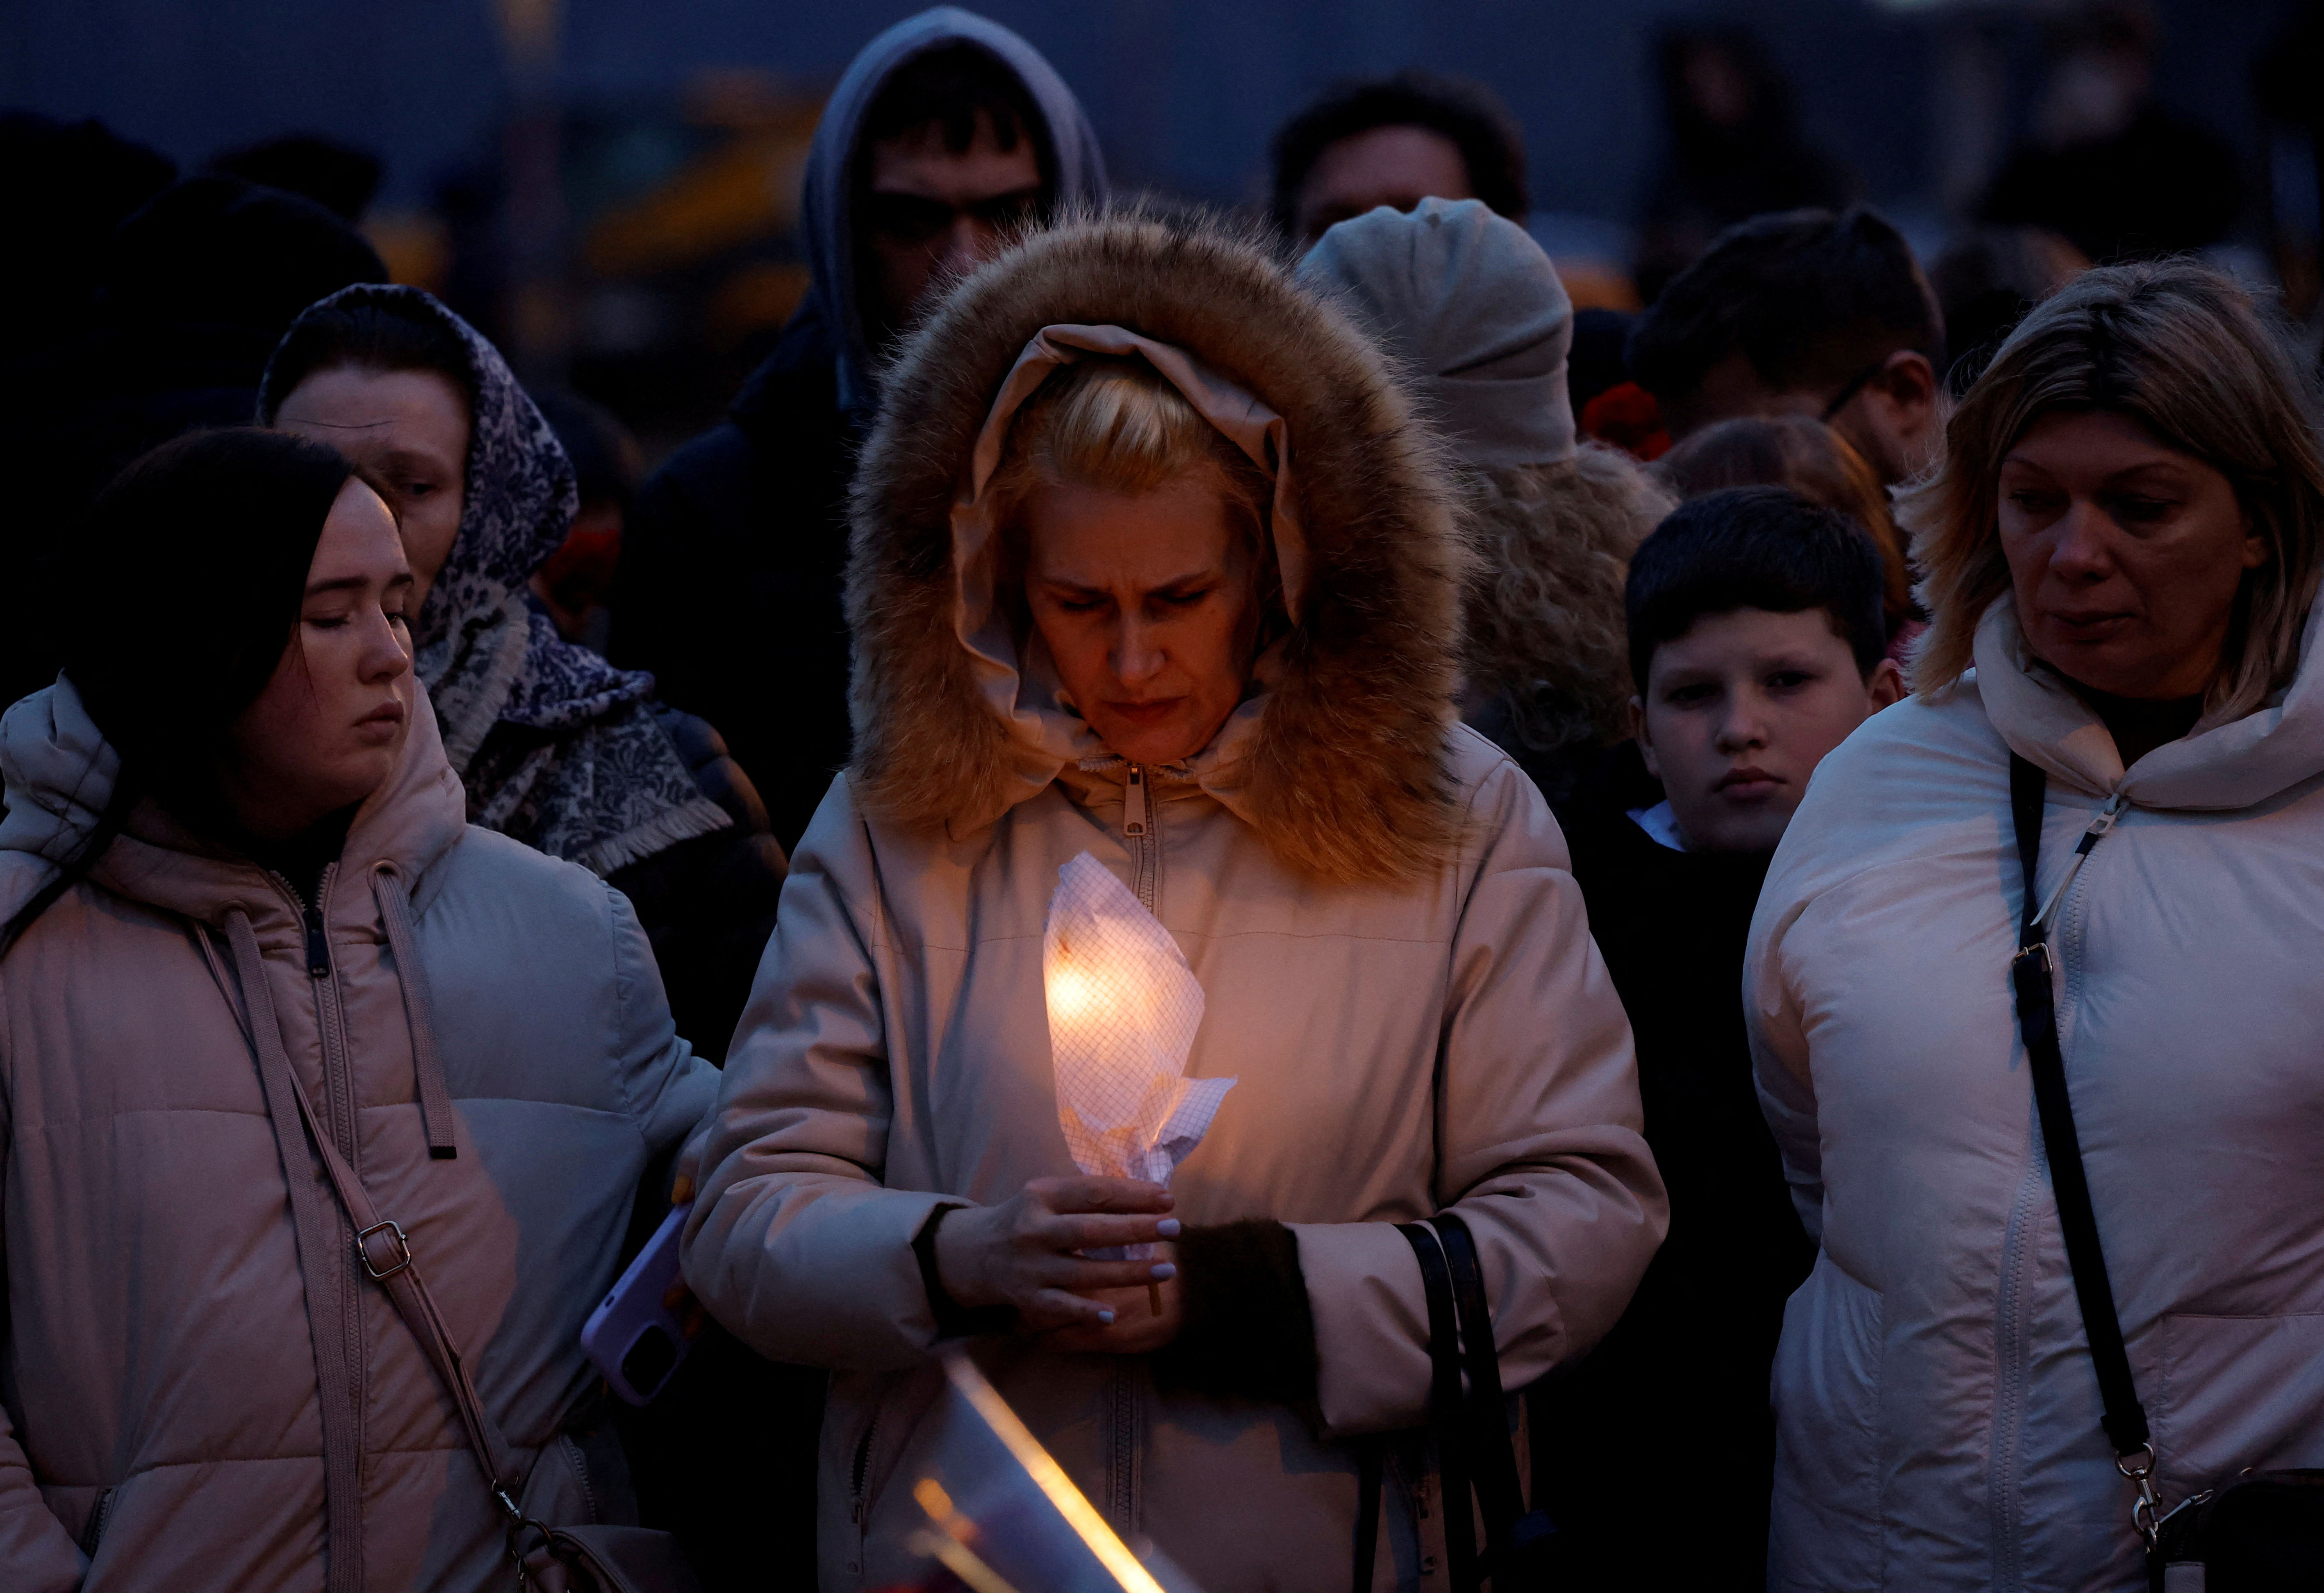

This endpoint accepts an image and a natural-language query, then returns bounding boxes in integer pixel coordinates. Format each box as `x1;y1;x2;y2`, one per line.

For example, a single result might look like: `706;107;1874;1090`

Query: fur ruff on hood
845;210;1474;886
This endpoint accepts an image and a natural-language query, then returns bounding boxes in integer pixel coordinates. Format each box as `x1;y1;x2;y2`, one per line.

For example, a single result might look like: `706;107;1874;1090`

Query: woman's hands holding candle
935;1175;1183;1337
1040;1264;1182;1354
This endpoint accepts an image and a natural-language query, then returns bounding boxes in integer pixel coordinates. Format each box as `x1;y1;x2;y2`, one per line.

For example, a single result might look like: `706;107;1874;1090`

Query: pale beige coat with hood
683;213;1666;1593
0;682;716;1592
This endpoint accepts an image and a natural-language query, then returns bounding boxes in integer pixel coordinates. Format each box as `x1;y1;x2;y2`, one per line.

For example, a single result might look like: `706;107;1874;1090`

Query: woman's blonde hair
1907;261;2324;719
986;356;1274;564
1461;441;1677;754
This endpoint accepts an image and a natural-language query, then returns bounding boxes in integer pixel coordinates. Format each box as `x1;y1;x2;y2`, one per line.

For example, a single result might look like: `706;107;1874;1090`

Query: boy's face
1633;606;1904;854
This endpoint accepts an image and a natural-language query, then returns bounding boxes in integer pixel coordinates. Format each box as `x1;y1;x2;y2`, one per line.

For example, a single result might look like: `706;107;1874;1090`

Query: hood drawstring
371;866;459;1159
205;907;369;1593
209;906;521;1561
193;871;460;1160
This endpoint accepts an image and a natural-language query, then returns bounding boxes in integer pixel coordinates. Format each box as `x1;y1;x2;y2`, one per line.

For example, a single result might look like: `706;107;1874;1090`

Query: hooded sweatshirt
0;681;716;1593
1750;595;2324;1590
613;8;1108;852
681;211;1664;1593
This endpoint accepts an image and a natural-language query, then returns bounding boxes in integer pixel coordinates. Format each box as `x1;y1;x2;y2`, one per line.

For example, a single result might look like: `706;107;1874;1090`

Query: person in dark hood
2;174;387;711
260;284;785;1062
610;7;1107;852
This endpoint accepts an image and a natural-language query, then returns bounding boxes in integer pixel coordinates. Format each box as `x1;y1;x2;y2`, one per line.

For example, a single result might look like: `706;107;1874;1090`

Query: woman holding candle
683;211;1666;1592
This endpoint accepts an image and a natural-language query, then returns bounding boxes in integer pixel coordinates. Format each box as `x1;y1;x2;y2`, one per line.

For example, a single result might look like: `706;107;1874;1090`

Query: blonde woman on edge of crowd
679;211;1665;1593
1300;196;1676;806
1748;261;2324;1591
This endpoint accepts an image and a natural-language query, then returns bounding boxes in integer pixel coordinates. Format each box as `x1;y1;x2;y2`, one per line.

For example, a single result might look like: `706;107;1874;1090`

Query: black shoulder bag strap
1375;1219;1555;1593
2008;753;2162;1541
1397;1221;1480;1591
1434;1212;1557;1574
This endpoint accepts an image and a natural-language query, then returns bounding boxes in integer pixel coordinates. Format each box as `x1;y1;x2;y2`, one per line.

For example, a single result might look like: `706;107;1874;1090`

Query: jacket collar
0;676;468;932
1973;594;2324;809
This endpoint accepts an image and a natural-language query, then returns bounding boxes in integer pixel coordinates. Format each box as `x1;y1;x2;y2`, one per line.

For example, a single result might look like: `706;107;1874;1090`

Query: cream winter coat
1749;596;2324;1591
681;213;1666;1593
0;682;716;1591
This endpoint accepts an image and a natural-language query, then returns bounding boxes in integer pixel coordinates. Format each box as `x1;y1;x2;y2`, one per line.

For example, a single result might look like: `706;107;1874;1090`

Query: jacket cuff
1151;1219;1319;1407
1285;1220;1432;1435
911;1204;1016;1340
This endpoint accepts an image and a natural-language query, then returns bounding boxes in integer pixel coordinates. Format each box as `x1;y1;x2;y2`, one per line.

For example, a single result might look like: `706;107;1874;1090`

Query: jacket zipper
80;1486;117;1556
1112;768;1155;1534
1109;1362;1139;1537
849;1411;879;1526
1123;764;1159;914
269;863;370;1478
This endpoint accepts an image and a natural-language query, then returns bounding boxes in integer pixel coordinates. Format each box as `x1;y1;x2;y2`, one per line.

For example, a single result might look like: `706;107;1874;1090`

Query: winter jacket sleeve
603;882;722;1157
681;779;956;1370
1744;845;1826;1244
1286;752;1668;1436
0;1064;94;1591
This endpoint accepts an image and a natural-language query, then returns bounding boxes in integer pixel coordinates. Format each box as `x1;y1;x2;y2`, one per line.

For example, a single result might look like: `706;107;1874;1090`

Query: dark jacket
613;315;857;853
1534;742;1810;1590
605;708;787;1062
1;173;384;711
609;7;1109;852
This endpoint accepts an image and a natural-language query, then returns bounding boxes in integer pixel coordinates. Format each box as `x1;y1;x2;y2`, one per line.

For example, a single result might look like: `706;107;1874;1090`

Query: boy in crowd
1536;486;1902;1587
1628;204;1946;485
1269;70;1528;245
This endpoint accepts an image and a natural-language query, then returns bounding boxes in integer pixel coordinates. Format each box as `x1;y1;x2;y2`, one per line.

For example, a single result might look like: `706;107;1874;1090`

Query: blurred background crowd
6;0;2316;459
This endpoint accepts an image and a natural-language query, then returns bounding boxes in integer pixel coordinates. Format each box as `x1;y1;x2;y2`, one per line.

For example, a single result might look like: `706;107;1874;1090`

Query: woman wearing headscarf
1750;262;2324;1590
259;284;785;1059
1298;197;1675;808
682;210;1664;1592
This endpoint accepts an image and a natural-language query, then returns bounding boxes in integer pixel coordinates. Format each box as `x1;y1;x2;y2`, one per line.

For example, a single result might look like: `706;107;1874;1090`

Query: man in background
1627;205;1946;486
1269;70;1527;246
613;9;1106;852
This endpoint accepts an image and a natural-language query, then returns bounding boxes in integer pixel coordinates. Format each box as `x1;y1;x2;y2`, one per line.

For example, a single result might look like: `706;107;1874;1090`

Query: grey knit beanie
1298;196;1576;469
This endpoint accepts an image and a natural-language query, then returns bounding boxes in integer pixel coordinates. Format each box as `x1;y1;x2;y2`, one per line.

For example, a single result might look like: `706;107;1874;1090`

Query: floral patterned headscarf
266;285;729;874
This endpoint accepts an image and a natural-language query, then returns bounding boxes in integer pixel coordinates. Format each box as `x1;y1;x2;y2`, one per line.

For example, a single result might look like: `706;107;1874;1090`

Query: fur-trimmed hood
844;210;1473;886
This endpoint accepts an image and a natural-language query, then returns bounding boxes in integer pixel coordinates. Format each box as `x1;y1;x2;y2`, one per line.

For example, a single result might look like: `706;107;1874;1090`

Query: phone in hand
582;1203;695;1406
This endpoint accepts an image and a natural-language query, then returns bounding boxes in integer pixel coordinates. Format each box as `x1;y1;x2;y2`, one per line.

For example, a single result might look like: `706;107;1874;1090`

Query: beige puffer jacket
682;213;1666;1593
0;682;716;1592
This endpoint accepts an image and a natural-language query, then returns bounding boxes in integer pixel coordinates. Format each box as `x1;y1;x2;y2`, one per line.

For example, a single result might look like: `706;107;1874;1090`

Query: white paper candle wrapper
1044;852;1235;1214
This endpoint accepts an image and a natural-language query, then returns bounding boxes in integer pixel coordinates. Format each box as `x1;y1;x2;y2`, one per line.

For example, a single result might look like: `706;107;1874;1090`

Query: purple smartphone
582;1204;693;1406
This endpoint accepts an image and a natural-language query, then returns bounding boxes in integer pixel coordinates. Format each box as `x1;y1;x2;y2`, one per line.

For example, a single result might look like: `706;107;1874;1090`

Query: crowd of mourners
4;7;2323;1593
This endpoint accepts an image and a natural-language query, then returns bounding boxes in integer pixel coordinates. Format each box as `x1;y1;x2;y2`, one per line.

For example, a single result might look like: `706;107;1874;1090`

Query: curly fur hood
844;210;1474;886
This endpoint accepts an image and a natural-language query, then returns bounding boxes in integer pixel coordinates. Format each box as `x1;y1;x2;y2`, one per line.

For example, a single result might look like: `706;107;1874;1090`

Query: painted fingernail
1156;1218;1182;1237
1098;1309;1116;1325
1149;1262;1177;1280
